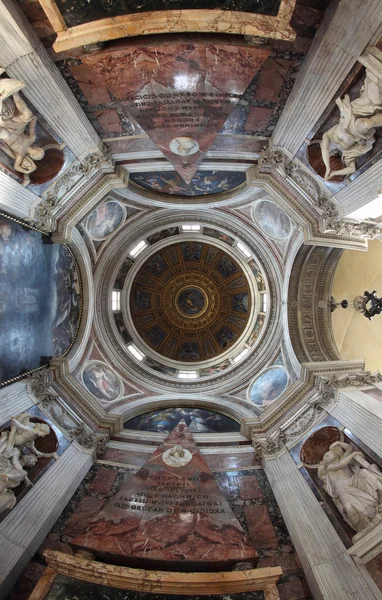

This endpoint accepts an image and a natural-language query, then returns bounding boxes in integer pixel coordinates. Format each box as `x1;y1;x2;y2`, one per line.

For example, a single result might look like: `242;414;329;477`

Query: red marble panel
204;452;259;470
94;108;123;133
245;106;273;132
70;64;111;105
79;41;270;182
278;578;312;600
64;496;105;538
101;448;147;467
238;474;264;500
72;422;258;569
89;468;117;494
256;58;292;102
244;504;279;549
365;552;382;592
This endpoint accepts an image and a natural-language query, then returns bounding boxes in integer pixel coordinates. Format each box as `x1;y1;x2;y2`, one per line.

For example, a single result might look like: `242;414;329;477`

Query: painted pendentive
248;366;289;413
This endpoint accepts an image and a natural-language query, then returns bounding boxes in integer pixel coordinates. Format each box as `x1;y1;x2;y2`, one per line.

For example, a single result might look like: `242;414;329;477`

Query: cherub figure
320;73;382;180
0;68;44;174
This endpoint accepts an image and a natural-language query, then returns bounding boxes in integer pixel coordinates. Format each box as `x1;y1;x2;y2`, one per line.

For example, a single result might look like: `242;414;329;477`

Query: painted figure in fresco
250;367;288;408
181;242;202;261
125;407;240;434
0;71;44;174
83;364;120;401
134;291;151;310
321;73;382;180
178;288;205;315
147;227;178;245
232;293;248;313
86;202;123;238
216;327;235;349
145;325;165;347
144;254;167;277
248;315;265;345
179;342;200;360
318;441;382;532
218;255;237;278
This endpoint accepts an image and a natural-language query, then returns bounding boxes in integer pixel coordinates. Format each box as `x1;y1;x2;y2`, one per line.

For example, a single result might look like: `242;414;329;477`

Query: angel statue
0;413;57;517
0;68;44;174
318;441;382;532
320;73;382;180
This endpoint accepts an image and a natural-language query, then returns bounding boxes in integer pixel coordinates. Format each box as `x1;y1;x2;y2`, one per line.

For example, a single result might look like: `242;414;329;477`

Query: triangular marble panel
80;42;270;182
72;421;258;570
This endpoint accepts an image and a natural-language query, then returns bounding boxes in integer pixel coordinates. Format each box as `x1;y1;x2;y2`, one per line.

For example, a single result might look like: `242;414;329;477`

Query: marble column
0;442;94;598
327;390;382;458
0;0;102;160
271;0;382;156
0;172;41;220
0;380;36;428
264;450;382;600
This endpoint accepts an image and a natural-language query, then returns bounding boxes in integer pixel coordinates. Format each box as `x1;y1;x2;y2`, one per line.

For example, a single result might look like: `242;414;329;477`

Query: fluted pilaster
0;0;102;160
264;451;381;600
0;443;93;598
328;390;382;458
0;381;36;427
0;172;40;220
335;161;382;216
271;0;382;156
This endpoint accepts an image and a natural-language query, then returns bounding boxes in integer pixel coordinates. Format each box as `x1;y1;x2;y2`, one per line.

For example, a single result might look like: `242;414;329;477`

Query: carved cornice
288;244;342;363
252;428;286;459
317;370;382;389
33;149;114;233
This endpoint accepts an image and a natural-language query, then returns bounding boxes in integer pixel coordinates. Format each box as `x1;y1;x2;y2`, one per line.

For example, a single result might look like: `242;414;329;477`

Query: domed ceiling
130;241;251;362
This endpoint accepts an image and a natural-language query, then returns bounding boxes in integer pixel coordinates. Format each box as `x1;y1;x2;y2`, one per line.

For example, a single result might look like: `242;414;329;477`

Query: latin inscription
113;473;226;515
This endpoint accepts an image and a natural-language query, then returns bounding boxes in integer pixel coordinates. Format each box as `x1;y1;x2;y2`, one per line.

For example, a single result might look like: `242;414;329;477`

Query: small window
261;293;268;313
178;371;198;379
237;242;251;258
129;240;147;257
233;347;249;364
182;224;201;232
112;290;121;312
127;343;145;361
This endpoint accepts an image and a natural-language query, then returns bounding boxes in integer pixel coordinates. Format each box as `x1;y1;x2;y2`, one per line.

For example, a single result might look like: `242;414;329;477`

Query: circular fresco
86;201;124;238
169;137;199;156
129;242;252;362
253;200;292;240
177;287;206;317
249;366;289;408
82;363;121;401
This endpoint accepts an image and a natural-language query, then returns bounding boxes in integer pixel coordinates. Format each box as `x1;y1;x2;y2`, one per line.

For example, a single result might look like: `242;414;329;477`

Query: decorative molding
288;244;342;363
319;370;382;389
252;428;287;459
33;149;114;233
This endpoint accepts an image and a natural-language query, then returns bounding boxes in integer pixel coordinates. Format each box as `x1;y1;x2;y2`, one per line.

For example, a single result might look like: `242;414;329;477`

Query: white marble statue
320;73;382;180
0;413;56;517
162;444;193;468
318;441;382;532
0;68;44;173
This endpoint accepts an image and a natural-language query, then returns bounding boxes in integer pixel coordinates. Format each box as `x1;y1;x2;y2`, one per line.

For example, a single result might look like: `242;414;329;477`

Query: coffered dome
130;241;252;362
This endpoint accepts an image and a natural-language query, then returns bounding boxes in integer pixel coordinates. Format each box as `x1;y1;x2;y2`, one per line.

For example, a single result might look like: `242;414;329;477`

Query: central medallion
176;286;207;318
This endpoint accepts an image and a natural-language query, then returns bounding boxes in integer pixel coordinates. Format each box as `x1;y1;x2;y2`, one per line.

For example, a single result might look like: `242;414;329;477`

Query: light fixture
182;224;200;232
129;240;147;257
233;347;249;364
127;344;145;361
237;242;251;258
178;371;198;379
111;290;121;311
